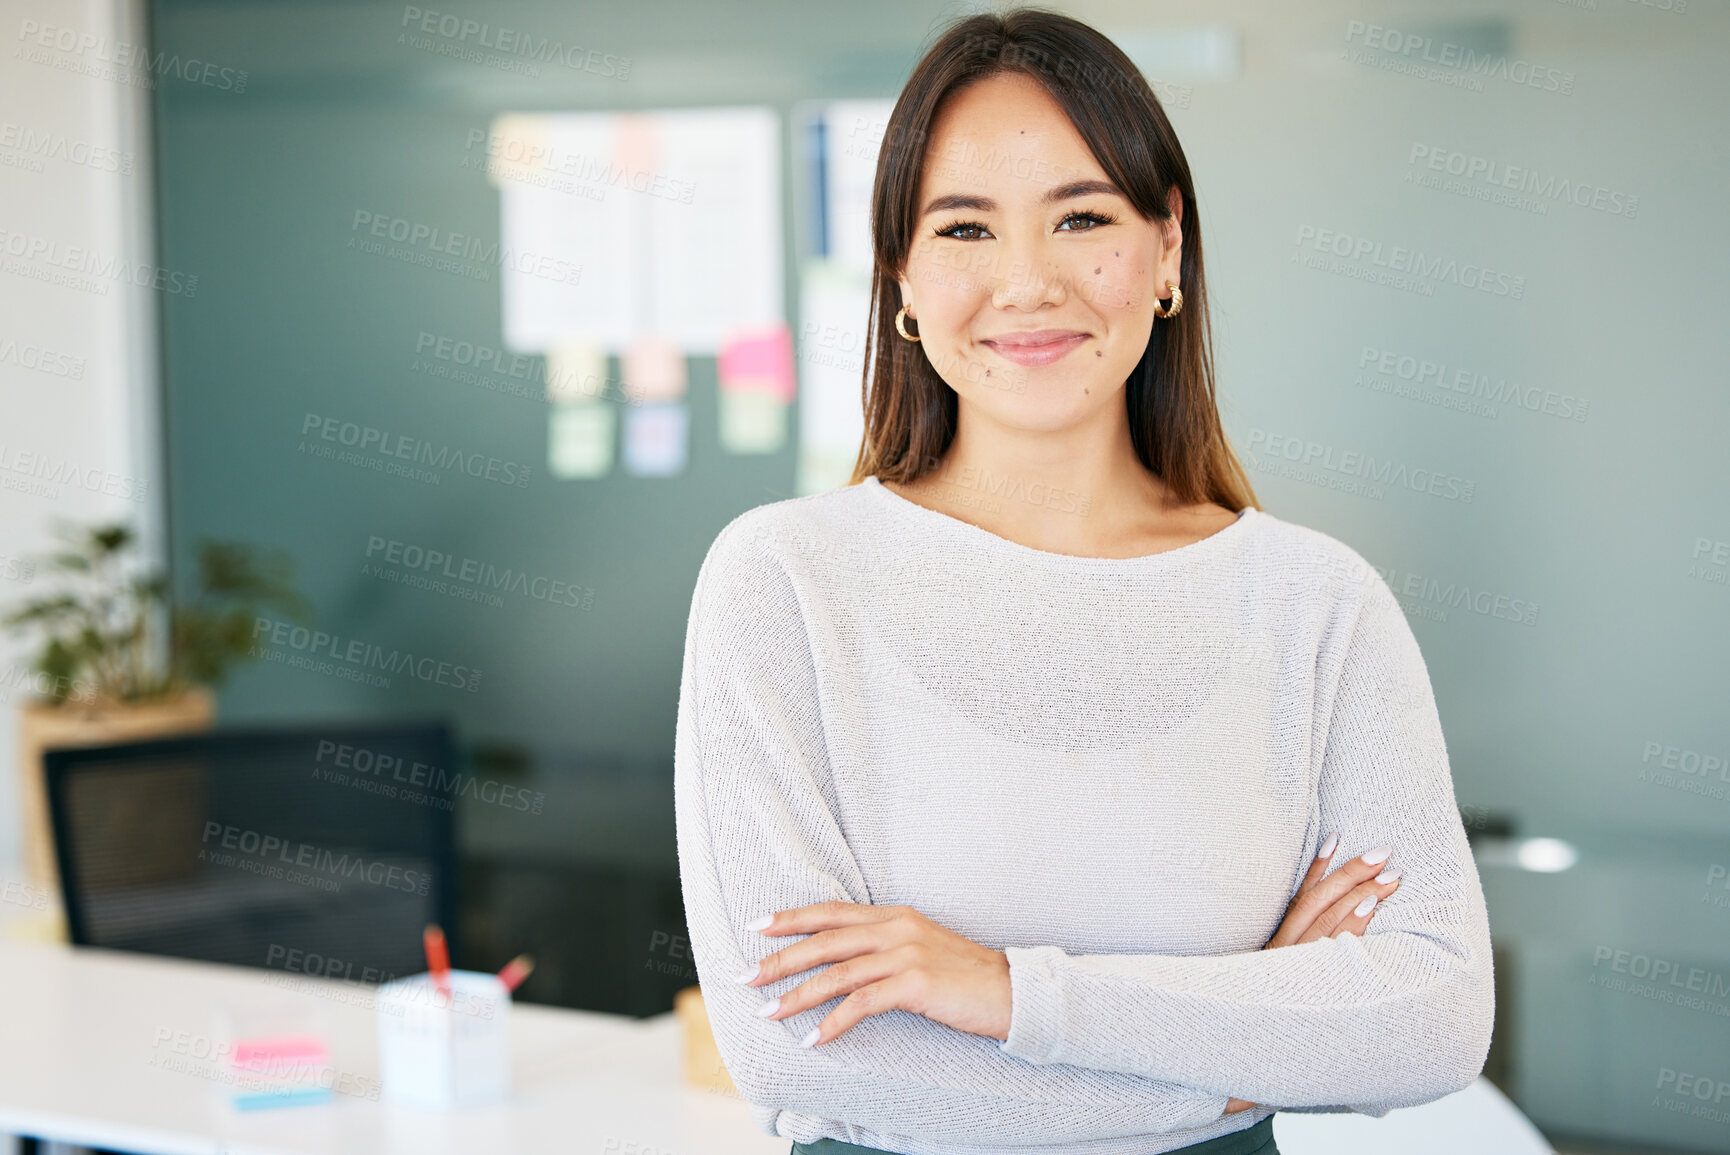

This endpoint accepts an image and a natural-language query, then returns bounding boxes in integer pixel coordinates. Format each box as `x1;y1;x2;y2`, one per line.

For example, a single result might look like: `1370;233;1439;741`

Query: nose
988;242;1068;312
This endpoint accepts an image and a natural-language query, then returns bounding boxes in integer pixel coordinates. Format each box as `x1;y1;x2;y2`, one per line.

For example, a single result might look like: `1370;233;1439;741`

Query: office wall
138;0;1730;1149
0;0;162;874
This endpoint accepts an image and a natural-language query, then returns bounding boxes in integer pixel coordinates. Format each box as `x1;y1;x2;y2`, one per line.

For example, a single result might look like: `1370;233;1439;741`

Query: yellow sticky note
546;342;608;404
485;113;551;190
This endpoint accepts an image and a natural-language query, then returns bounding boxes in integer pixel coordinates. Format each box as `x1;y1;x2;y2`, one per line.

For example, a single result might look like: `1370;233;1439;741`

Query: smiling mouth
980;331;1090;366
983;330;1089;348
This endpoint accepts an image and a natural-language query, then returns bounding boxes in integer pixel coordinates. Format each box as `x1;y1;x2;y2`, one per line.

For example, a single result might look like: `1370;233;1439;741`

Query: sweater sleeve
673;519;1236;1145
996;565;1495;1113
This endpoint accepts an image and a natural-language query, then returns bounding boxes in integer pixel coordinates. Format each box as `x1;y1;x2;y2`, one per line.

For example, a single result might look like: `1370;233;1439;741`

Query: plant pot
15;685;216;937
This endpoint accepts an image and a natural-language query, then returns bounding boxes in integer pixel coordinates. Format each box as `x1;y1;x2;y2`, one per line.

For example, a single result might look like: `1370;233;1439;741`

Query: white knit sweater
673;475;1494;1154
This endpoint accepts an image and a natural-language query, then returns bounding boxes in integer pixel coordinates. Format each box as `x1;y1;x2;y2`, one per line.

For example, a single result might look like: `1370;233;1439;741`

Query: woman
672;10;1494;1155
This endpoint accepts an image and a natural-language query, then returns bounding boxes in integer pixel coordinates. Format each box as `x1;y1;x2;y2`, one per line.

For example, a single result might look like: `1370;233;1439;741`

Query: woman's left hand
735;901;1012;1047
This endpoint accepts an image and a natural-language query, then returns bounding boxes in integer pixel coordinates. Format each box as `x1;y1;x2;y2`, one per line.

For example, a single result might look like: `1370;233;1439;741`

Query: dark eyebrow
920;179;1124;217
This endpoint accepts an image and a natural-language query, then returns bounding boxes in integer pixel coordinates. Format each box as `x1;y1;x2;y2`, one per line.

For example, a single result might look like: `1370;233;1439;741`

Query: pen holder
375;970;510;1109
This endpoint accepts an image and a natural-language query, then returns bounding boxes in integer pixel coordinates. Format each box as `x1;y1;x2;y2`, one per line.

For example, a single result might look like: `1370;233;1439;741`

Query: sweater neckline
860;474;1258;568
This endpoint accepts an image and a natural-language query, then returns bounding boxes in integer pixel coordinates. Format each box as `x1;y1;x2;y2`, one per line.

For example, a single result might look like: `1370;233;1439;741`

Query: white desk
0;939;781;1155
0;939;1552;1155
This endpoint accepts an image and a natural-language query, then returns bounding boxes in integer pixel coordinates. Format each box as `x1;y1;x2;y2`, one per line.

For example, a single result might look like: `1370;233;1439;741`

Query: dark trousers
790;1114;1278;1155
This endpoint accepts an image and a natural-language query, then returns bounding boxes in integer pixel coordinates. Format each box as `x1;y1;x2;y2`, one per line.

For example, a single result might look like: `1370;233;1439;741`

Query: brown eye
1057;211;1114;232
937;221;989;240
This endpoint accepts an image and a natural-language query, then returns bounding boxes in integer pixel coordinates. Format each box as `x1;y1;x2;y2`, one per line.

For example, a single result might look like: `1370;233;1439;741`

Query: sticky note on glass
717;323;795;402
719;390;787;454
614;113;658;178
484;113;552;190
623;403;688;476
546;342;608;404
623;337;687;403
550;403;615;478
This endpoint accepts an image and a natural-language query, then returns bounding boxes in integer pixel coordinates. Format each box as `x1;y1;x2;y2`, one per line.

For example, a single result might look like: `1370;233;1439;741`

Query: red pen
423;924;450;997
497;954;534;995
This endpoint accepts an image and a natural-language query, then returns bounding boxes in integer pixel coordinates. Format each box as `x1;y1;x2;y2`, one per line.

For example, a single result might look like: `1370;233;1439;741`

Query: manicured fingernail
1375;867;1401;885
1354;894;1378;917
755;997;781;1018
798;1027;820;1047
1360;845;1392;866
744;914;774;932
733;963;759;983
1317;832;1338;859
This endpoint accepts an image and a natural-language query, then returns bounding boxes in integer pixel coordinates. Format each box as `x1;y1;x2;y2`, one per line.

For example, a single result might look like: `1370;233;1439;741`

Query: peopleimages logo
1293;225;1526;299
1245;428;1476;503
314;739;545;814
1591;946;1730;999
1705;865;1730;912
364;536;594;611
0;121;134;175
0;663;94;704
1637;739;1730;805
1690;537;1730;589
299;412;531;489
1375;562;1540;627
1344;21;1575;95
398;6;630;79
251;615;482;693
1654;1067;1730;1125
348;211;582;286
0;335;86;379
1;876;50;911
0;442;148;501
466;129;694;203
200;821;431;895
16;19;249;92
1641;741;1728;780
1357;345;1589;422
1407;144;1639;219
0;226;199;296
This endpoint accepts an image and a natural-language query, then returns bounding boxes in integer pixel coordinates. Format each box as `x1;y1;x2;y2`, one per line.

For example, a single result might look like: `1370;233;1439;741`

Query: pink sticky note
232;1036;328;1069
717;324;795;403
624;336;687;403
614;114;657;177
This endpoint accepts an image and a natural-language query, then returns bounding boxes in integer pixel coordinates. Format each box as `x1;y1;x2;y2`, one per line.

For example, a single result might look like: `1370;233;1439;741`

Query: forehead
919;71;1104;203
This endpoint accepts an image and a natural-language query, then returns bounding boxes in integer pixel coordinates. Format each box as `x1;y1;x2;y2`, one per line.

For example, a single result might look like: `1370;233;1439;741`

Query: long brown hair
846;8;1259;513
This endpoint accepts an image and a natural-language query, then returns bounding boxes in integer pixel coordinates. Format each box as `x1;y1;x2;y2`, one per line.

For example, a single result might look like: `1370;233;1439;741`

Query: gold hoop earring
894;304;921;342
1153;281;1183;319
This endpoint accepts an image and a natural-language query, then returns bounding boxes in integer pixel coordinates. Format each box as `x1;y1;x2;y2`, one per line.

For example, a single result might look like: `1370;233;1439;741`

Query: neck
906;394;1188;555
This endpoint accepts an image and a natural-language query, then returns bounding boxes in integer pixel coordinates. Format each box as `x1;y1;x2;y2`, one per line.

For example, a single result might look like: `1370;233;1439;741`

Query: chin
965;383;1115;432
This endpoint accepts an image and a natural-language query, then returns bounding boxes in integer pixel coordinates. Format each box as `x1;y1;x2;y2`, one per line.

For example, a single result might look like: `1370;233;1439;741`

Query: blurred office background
2;0;1726;1151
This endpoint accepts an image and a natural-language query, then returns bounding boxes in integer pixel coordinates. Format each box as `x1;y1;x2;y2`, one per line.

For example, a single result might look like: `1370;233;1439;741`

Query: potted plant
3;520;312;910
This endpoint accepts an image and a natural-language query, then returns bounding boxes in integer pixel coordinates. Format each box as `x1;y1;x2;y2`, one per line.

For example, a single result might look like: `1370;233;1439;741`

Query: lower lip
982;335;1088;367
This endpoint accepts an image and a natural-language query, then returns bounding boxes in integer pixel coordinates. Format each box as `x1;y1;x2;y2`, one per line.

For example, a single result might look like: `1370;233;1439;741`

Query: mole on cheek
1094;266;1101;275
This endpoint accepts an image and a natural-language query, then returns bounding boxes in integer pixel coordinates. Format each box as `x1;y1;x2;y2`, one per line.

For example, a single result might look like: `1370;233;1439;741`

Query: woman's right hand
1221;833;1403;1115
